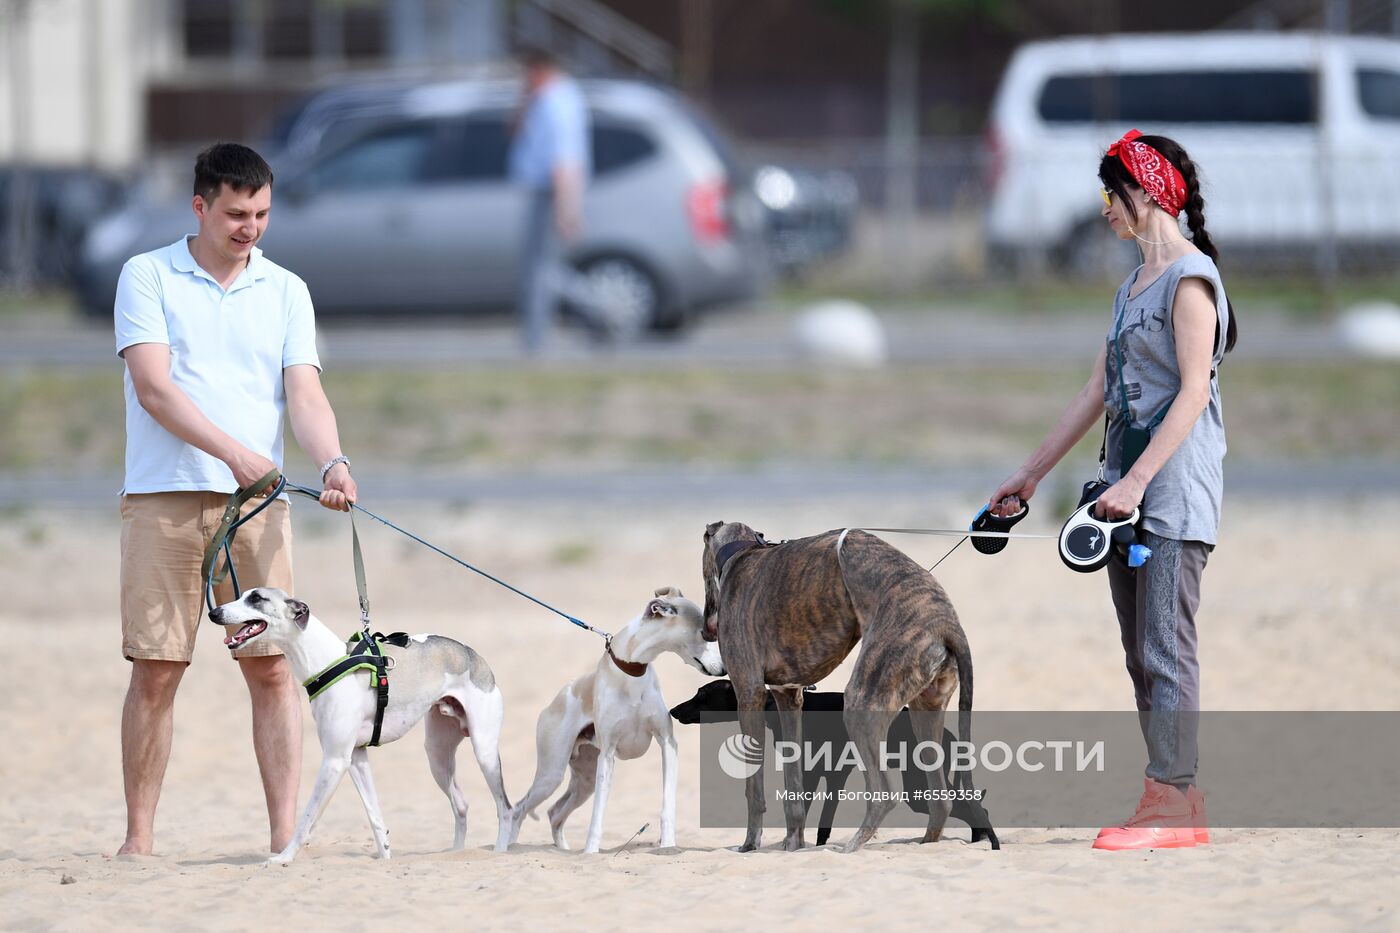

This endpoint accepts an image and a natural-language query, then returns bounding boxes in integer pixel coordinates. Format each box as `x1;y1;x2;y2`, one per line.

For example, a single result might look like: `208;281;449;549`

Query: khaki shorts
120;491;294;663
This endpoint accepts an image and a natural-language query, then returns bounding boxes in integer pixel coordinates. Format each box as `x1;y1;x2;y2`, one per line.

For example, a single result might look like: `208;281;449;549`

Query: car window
1038;71;1317;124
1358;68;1400;120
309;122;439;191
592;123;658;176
438;115;512;182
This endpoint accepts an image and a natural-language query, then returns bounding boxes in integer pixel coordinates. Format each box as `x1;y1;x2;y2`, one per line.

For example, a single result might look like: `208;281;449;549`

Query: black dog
671;680;999;850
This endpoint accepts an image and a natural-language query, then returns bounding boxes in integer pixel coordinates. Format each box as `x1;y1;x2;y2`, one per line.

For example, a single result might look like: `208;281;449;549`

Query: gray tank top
1103;252;1229;545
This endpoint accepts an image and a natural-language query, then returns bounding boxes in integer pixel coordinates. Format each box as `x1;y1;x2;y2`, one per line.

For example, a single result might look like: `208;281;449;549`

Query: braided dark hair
1099;134;1238;353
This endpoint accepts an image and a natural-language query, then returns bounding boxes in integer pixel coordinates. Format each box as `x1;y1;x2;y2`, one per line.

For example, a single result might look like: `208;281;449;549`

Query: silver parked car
78;78;770;333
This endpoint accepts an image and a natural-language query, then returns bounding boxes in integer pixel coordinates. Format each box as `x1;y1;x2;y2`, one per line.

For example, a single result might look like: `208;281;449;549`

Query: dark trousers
518;188;599;352
519;189;561;352
1107;530;1210;788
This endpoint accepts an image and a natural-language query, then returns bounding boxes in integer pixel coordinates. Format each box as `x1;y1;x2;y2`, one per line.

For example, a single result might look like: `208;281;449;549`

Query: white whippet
502;587;724;853
210;587;512;862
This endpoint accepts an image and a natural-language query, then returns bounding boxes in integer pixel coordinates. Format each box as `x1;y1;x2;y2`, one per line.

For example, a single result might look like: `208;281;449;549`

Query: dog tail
950;628;973;747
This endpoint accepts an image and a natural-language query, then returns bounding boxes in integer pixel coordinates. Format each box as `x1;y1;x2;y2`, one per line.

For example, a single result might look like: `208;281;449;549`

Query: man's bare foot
116;837;153;856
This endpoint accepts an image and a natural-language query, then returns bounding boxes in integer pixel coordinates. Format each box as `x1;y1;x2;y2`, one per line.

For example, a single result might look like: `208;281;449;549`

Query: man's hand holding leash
229;451;280;497
318;458;356;512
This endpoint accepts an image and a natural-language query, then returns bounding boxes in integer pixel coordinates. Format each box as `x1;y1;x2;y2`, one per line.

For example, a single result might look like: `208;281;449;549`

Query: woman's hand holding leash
989;467;1040;518
1093;474;1145;521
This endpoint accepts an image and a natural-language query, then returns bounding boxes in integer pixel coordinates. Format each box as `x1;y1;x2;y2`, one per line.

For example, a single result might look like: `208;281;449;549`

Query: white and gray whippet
210;587;512;862
502;586;724;853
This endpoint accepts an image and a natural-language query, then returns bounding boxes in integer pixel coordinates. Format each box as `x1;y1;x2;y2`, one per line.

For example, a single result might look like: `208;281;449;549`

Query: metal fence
743;134;1400;295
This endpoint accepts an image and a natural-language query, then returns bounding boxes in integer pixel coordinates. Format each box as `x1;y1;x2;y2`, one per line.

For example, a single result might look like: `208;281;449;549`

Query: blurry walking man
509;45;595;352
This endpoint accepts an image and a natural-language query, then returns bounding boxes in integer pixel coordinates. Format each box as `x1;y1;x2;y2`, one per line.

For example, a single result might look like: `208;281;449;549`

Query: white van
986;33;1400;272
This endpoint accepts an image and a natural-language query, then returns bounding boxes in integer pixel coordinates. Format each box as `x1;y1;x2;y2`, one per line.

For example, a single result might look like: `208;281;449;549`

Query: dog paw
265;855;293;867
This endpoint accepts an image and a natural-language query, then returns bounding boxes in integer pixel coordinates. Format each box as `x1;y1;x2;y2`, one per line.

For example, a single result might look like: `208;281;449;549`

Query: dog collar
714;537;764;578
606;642;648;678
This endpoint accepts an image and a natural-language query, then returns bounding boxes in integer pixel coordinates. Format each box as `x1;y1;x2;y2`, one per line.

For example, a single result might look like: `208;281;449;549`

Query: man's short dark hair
516;42;557;69
193;143;274;202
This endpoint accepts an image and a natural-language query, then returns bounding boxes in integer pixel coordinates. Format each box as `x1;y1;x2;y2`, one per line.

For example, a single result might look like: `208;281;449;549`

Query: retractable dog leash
862;501;1051;571
863;491;1153;575
1057;501;1151;572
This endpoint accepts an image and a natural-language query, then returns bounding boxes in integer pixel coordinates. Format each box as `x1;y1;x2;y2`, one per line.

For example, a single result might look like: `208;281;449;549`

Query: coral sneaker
1186;784;1209;844
1092;779;1198;850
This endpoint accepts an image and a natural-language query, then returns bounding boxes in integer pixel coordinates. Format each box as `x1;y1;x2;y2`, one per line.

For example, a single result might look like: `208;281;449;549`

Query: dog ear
653;585;682;599
704;520;724;542
646;598;678;618
287;599;310;630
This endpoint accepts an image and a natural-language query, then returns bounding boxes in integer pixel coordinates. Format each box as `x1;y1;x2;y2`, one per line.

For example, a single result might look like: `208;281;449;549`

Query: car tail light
984;126;1004;193
688;179;730;243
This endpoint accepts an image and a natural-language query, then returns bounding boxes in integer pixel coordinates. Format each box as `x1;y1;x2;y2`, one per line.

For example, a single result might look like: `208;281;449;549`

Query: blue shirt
114;236;321;495
508;76;591;190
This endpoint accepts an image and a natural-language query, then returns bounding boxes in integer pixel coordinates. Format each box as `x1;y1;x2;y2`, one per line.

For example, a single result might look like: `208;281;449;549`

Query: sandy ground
2;494;1398;931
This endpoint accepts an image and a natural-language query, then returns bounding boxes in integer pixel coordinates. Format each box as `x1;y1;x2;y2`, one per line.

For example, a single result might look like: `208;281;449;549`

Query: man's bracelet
320;455;350;482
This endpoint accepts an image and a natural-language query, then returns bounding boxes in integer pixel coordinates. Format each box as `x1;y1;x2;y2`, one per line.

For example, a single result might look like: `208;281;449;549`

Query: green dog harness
302;632;407;747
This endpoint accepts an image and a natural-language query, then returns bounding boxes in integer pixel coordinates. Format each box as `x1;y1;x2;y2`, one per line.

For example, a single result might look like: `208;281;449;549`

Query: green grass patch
0;289;78;319
777;276;1400;318
4;362;1396;475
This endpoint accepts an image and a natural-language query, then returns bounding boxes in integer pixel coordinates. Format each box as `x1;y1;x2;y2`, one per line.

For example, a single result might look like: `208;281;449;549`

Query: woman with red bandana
988;130;1237;850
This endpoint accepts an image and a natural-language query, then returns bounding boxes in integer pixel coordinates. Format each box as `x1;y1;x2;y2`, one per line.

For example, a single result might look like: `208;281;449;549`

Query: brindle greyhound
701;521;973;853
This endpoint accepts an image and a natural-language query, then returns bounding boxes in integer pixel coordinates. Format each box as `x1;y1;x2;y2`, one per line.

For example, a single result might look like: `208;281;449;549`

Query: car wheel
1058;216;1139;281
570;255;668;340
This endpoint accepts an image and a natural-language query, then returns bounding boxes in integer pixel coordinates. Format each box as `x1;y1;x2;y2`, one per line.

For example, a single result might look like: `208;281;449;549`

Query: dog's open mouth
224;621;267;650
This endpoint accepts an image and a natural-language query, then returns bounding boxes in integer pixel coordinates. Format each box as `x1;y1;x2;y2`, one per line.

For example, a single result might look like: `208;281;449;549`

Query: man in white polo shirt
114;143;356;857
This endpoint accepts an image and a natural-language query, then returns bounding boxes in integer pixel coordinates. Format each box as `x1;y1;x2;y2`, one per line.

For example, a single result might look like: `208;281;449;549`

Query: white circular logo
717;732;764;779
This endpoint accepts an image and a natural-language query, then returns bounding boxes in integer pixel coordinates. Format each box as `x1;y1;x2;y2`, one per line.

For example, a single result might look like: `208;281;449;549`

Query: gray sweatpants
1107;530;1210;788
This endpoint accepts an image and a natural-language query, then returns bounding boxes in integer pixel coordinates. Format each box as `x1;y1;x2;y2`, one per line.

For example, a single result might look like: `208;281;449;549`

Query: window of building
181;0;386;62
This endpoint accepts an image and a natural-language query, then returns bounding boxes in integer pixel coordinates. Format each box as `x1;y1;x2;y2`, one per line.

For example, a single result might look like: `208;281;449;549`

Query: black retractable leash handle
921;501;1033;572
969;501;1030;555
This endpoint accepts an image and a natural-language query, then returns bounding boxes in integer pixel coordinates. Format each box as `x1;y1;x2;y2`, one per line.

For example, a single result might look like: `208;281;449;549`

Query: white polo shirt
115;236;321;495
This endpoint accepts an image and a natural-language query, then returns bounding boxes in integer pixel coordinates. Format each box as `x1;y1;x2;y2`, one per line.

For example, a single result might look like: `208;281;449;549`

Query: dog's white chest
597;695;663;760
611;724;654;760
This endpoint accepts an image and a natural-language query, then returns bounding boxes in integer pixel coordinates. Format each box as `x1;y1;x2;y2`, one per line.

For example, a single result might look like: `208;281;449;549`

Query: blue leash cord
283;482;610;641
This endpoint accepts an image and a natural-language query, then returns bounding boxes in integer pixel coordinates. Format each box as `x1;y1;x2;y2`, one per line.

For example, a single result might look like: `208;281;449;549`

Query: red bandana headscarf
1106;129;1187;218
